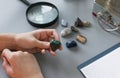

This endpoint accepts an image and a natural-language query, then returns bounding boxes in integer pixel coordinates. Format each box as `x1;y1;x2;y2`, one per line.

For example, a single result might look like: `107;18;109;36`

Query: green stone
50;40;61;51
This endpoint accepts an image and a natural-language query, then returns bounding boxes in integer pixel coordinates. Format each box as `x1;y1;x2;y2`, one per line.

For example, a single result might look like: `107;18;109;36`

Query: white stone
61;28;72;37
61;19;68;27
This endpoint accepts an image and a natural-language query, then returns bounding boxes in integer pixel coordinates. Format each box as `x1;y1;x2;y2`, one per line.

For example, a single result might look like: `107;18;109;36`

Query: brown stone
76;34;87;44
74;17;84;27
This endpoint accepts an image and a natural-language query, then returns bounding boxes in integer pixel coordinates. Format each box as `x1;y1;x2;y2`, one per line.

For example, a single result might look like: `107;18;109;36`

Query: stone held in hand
50;40;61;51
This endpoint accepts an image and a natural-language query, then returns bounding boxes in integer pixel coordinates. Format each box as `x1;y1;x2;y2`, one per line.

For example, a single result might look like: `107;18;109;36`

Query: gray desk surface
0;0;120;78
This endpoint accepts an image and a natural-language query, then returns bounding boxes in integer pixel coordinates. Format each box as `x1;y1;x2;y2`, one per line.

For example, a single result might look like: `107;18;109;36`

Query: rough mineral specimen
74;17;84;27
50;40;61;51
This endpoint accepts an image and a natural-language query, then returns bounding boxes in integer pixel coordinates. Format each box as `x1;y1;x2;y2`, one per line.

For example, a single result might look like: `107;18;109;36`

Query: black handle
19;0;31;6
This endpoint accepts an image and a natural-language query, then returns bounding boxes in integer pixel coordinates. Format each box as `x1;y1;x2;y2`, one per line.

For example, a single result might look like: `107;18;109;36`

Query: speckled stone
71;26;79;32
50;40;61;51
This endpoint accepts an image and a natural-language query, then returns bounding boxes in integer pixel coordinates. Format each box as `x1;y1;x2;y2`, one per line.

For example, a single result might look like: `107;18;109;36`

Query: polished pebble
76;34;87;44
66;40;77;48
61;28;72;37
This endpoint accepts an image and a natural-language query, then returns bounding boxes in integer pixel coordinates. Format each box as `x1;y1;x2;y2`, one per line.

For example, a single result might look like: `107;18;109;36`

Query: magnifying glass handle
19;0;31;6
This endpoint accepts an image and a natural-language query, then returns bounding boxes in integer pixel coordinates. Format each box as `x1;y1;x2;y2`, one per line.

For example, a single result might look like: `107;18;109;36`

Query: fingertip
36;41;50;49
2;56;6;63
2;57;7;68
1;49;11;57
2;57;12;77
1;49;12;61
59;46;63;51
41;49;46;55
3;49;10;52
52;31;60;41
37;48;47;55
50;51;57;56
2;57;10;70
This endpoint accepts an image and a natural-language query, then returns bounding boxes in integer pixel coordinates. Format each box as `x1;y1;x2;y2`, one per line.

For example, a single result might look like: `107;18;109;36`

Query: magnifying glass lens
27;5;58;24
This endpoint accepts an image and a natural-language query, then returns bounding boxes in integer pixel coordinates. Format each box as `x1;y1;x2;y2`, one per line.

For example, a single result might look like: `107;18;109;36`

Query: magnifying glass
19;0;59;28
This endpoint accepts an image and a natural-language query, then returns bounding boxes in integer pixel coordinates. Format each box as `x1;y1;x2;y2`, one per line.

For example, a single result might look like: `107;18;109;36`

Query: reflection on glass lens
27;4;58;24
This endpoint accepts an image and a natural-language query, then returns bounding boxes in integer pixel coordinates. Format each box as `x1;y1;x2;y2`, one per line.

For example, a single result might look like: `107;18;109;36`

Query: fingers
35;40;50;49
1;49;13;62
37;47;57;56
52;30;60;41
50;51;57;56
33;29;62;56
2;55;13;77
49;29;63;51
41;49;46;54
39;29;60;41
59;46;63;51
46;29;60;41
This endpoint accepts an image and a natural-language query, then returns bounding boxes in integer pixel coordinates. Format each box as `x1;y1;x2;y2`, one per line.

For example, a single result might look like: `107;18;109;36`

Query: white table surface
0;0;120;78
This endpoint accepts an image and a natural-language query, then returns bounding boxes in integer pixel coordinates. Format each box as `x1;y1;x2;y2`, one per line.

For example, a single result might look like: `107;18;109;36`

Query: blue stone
66;40;77;48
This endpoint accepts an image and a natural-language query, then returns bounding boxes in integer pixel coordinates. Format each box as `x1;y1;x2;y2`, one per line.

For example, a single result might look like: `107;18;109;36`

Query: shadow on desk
0;58;9;78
